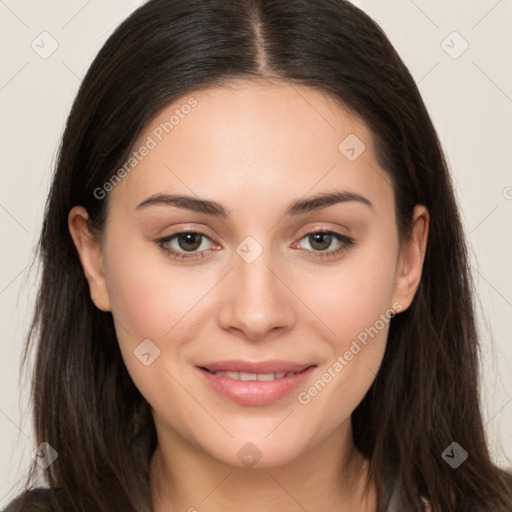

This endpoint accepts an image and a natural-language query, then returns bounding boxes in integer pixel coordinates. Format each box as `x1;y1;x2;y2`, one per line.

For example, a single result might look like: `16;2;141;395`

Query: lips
197;360;317;406
205;370;297;381
200;359;311;373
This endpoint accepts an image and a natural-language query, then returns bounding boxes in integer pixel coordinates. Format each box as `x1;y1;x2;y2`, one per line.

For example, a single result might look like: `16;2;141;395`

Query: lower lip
197;366;316;406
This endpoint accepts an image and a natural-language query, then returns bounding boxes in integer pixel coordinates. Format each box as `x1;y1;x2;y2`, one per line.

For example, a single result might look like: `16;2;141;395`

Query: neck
149;417;377;512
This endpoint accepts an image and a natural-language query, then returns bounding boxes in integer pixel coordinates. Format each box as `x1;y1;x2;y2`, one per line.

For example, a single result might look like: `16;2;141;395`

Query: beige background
1;0;511;505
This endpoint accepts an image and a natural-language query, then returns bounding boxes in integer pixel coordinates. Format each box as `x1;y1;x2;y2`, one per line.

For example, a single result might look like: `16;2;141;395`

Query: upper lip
199;360;315;374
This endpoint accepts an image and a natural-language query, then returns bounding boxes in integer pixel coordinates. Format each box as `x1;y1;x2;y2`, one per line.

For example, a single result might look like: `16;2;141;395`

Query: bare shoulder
2;488;54;512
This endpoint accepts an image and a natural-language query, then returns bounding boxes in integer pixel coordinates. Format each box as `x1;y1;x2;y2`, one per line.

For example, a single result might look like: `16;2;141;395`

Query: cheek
294;233;398;415
102;240;206;410
303;231;398;344
102;233;228;396
103;228;211;342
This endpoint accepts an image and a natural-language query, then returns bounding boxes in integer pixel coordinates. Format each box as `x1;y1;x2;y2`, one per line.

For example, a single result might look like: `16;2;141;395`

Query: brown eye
175;233;203;252
156;230;216;261
293;230;355;262
307;232;334;251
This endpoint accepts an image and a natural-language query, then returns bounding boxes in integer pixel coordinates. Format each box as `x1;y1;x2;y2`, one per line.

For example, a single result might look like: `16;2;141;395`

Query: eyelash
155;228;355;262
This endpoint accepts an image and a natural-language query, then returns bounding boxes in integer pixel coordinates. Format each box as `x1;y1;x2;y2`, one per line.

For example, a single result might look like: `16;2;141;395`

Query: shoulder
2;488;55;512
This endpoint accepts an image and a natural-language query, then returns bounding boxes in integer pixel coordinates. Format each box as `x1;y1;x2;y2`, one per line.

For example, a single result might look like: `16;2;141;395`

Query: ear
68;206;111;312
391;204;429;313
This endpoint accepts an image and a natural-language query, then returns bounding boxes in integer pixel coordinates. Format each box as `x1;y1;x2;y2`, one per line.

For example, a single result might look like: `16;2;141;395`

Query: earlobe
68;206;111;312
391;205;429;312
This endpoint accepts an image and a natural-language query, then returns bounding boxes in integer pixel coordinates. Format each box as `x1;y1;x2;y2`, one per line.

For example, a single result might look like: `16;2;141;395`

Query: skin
69;80;429;512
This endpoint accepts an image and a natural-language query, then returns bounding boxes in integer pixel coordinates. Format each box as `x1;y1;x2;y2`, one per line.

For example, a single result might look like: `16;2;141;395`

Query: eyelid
291;228;354;257
298;224;351;238
156;228;217;251
155;224;355;262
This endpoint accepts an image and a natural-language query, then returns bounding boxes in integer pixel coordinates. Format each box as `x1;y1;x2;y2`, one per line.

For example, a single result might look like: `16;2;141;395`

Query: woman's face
70;80;428;469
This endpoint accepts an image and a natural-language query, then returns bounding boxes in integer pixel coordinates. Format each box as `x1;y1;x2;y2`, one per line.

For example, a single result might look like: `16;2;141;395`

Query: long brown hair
11;0;512;510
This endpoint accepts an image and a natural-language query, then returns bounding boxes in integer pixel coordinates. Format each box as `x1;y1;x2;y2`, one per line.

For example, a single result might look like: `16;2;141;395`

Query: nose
217;247;297;342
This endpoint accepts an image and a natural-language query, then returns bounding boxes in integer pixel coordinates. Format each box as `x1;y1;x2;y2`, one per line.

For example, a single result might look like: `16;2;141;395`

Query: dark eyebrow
135;191;373;217
136;194;231;217
283;191;373;216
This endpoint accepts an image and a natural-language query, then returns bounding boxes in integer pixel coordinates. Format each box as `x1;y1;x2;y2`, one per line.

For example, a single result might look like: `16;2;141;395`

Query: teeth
257;373;275;381
239;372;257;381
211;370;297;381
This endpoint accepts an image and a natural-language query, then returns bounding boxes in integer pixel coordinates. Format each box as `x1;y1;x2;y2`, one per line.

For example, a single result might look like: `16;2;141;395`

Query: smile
204;370;298;381
197;360;317;406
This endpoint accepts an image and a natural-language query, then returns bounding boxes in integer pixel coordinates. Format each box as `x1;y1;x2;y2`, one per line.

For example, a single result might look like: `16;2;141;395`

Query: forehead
108;80;392;215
